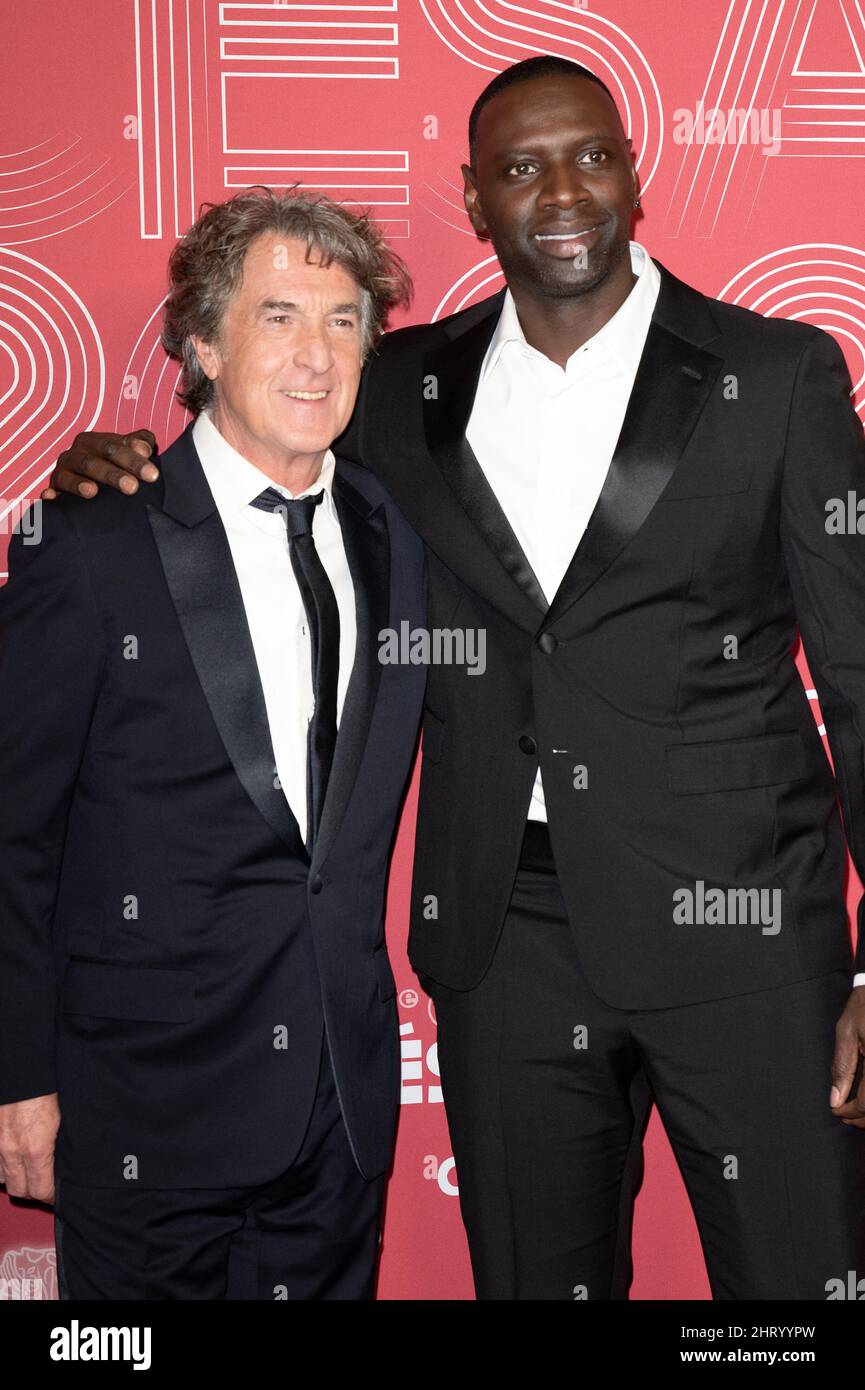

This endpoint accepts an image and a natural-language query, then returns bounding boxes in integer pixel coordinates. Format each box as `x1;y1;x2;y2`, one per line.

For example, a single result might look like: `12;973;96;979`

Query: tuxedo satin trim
146;424;390;866
420;261;725;635
422;307;548;616
148;496;308;857
312;471;389;872
539;320;724;632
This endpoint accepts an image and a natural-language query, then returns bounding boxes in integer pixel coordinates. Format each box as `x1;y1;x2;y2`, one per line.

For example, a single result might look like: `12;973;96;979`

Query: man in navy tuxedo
0;187;426;1299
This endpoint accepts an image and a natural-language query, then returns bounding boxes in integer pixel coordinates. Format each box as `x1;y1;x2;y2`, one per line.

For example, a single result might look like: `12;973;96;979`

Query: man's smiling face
191;232;363;475
462;74;638;298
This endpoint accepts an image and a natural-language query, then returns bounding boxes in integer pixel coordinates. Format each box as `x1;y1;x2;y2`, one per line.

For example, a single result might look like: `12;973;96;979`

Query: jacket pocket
421;705;445;765
666;731;807;795
59;958;197;1022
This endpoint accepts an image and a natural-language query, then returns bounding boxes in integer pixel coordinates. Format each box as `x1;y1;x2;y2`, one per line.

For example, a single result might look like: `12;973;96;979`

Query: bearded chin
503;232;626;298
508;244;608;297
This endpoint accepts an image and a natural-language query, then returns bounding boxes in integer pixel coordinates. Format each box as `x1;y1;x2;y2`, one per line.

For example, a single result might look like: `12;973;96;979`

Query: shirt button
537;633;558;654
310;875;323;895
519;735;537;755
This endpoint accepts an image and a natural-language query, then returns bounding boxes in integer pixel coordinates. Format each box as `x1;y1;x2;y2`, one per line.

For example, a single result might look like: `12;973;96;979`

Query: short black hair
467;56;618;166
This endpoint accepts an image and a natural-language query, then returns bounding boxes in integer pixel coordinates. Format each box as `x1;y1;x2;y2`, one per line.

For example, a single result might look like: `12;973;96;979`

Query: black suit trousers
53;1032;385;1301
424;823;865;1300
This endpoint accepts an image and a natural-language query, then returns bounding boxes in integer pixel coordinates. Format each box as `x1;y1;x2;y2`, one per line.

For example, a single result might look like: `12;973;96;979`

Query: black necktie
249;486;340;853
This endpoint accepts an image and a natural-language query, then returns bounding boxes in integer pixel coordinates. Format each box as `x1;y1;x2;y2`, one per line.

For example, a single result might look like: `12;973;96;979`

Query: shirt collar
481;241;661;382
191;408;338;520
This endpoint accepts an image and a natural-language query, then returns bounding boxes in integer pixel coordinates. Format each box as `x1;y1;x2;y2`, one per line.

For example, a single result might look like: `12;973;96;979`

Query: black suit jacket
336;257;865;1008
0;423;427;1184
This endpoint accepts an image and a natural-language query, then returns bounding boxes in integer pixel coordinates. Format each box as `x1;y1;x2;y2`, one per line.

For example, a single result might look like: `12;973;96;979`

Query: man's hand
830;986;865;1126
0;1093;61;1202
41;429;160;501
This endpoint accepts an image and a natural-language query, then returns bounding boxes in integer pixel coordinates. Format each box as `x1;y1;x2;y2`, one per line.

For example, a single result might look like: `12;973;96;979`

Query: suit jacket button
310;874;323;895
537;633;558;654
519;735;537;755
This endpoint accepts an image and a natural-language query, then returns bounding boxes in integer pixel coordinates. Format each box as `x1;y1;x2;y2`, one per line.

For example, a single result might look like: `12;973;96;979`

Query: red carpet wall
1;1;863;1301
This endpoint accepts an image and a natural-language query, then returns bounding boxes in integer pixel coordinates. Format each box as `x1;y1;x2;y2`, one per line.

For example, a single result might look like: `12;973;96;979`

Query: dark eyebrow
495;132;618;159
575;132;618;145
259;299;361;314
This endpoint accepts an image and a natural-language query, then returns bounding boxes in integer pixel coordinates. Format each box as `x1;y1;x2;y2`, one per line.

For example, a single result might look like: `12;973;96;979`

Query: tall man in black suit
0;187;426;1299
43;57;865;1300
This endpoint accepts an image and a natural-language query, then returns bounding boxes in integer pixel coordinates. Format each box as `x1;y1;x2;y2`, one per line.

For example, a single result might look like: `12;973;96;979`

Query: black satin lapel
147;505;306;856
423;315;548;618
311;474;390;871
541;321;724;632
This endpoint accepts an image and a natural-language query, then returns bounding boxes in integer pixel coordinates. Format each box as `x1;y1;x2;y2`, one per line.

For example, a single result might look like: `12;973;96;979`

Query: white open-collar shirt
466;241;661;823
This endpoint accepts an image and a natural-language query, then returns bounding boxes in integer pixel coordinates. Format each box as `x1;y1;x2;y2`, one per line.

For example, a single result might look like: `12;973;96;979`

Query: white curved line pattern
419;0;663;192
0;137;83;174
113;298;190;445
433;254;505;320
0;132;132;245
416;180;480;239
0;250;104;518
0;320;40;437
0;337;22;409
0;137;75;163
721;245;865;412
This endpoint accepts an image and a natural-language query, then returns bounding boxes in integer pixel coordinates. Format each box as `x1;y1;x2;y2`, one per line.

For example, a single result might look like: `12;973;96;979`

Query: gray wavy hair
161;185;413;415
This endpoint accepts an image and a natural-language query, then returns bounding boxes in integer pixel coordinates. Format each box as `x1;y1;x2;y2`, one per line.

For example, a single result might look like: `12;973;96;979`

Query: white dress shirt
192;409;356;844
466;240;661;823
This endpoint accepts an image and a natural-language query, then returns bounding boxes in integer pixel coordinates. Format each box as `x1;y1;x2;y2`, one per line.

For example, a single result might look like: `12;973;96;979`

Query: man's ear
461;163;488;238
190;335;220;382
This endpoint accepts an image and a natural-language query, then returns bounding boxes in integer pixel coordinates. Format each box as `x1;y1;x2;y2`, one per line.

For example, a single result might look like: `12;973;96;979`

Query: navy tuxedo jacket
0;423;426;1185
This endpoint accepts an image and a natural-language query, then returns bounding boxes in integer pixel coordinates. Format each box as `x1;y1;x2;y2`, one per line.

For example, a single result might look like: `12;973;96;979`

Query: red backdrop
1;0;863;1301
